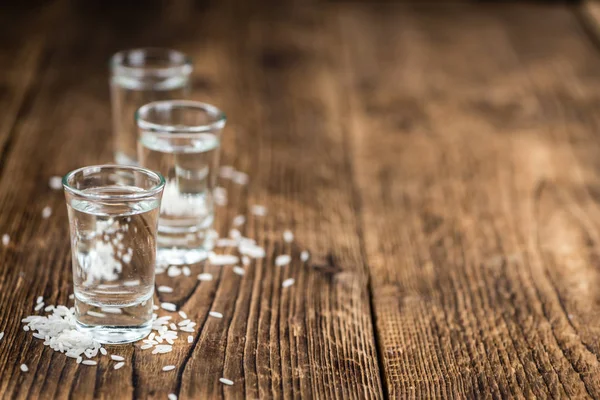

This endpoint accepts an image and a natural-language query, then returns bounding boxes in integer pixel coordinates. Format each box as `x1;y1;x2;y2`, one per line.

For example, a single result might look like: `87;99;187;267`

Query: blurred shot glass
110;48;192;165
136;100;226;265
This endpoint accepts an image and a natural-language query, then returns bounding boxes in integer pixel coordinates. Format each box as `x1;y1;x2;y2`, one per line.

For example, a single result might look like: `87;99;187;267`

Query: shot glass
63;165;165;343
110;48;193;166
136;100;226;265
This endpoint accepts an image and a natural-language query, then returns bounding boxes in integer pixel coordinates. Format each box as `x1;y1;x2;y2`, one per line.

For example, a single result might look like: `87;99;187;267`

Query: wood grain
0;1;383;399
339;3;600;398
4;0;600;398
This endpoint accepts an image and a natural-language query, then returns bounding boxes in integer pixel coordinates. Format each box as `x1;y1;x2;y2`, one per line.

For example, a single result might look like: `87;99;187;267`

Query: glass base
157;246;209;265
76;320;151;344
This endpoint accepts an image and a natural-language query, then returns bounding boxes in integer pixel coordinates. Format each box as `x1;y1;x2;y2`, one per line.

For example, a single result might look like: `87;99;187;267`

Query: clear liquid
111;75;189;165
139;132;220;264
67;186;160;342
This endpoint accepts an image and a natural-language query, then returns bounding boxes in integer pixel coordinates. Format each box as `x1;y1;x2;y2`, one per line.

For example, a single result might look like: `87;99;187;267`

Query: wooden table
2;1;600;398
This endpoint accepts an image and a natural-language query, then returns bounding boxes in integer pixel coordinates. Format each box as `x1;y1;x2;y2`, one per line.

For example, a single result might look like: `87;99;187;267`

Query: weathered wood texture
3;0;600;399
0;1;383;399
339;3;600;398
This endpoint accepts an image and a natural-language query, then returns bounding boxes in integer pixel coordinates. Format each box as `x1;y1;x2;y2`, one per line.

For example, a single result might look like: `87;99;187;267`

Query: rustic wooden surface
2;1;600;398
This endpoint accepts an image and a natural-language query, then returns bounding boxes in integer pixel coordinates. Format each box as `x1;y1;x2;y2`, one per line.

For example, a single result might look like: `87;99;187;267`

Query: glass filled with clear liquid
63;165;165;343
110;48;192;165
136;100;226;265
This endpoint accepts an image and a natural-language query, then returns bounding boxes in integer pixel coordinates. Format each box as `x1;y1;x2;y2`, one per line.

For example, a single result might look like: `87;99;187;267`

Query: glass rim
110;48;192;78
136;100;227;134
62;164;166;201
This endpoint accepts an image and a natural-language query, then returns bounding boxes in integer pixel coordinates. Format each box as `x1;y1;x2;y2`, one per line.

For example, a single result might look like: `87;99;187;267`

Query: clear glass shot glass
110;48;193;166
136;100;226;265
63;165;165;343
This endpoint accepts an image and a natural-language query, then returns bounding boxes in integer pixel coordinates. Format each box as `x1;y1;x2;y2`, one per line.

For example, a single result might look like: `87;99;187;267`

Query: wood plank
339;3;600;398
0;1;384;398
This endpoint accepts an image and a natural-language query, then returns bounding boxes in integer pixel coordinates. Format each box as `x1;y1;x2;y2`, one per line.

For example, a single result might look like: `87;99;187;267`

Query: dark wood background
3;0;600;398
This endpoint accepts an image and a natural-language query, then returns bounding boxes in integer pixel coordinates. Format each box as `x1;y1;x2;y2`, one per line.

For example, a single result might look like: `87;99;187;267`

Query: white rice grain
219;378;234;386
36;296;44;304
209;311;223;319
251;205;267;216
49;176;62;190
82;360;97;366
283;230;294;243
76;357;82;364
168;394;178;400
209;253;239;266
275;255;291;267
114;362;125;370
100;347;107;356
41;206;52;219
242;256;250;266
0;332;4;341
232;171;249;185
182;266;191;277
161;303;177;312
169;323;177;331
178;311;188;319
167;266;182;277
219;165;234;179
34;302;44;312
1;234;8;246
68;294;75;300
216;238;238;247
162;365;176;371
20;364;28;372
110;355;124;361
232;215;245;227
188;335;193;343
233;266;245;276
197;273;213;281
300;251;310;262
158;286;174;293
282;278;295;288
140;344;153;350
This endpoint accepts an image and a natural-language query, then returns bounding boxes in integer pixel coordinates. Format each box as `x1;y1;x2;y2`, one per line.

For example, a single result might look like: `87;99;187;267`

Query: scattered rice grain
232;171;249;185
41;206;52;219
209;311;223;319
300;251;310;262
1;234;8;246
36;296;44;304
82;360;97;366
197;273;213;281
178;311;187;319
161;303;177;312
49;176;62;190
182;266;191;276
162;365;176;371
188;335;193;343
251;205;267;216
34;302;45;311
158;286;174;293
20;364;28;372
100;347;107;355
114;362;125;370
283;230;294;243
282;278;295;288
219;378;234;386
111;355;124;361
209;253;239;266
168;394;178;400
233;266;245;276
275;255;291;267
233;215;245;227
